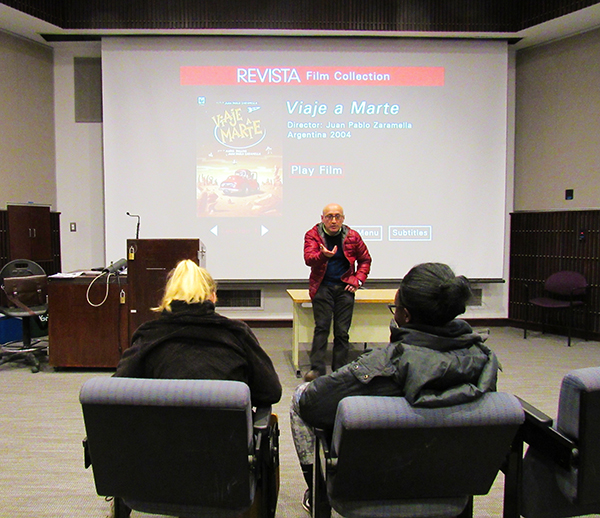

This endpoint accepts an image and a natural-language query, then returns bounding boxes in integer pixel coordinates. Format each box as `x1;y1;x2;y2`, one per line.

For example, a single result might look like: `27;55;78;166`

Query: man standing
303;203;371;381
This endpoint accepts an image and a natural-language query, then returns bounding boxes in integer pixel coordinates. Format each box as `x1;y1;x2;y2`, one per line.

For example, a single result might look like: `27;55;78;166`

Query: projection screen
102;36;509;281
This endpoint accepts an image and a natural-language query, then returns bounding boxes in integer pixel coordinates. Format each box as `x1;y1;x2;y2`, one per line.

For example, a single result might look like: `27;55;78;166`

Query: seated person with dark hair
290;262;499;512
115;259;282;408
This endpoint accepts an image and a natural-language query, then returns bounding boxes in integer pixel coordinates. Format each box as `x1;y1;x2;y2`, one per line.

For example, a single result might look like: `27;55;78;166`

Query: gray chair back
556;367;600;504
80;377;255;517
326;393;524;517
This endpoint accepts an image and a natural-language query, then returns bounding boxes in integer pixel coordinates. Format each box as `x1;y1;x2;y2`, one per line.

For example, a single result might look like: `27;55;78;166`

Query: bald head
321;203;345;234
322;203;344;216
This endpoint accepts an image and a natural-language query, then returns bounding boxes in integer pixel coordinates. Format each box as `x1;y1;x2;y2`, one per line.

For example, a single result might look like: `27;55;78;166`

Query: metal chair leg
112;497;131;518
313;436;331;518
568;305;573;347
457;496;473;517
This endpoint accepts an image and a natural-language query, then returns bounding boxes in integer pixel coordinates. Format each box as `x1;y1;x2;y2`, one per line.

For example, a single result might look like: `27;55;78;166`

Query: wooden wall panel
509;210;600;337
49;212;62;275
0;211;8;267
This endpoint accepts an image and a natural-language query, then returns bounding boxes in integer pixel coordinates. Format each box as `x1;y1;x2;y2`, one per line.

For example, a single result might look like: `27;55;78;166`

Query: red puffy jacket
304;223;372;299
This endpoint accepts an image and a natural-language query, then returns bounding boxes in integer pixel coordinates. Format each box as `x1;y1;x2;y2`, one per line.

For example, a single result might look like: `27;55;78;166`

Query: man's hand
345;284;358;293
319;243;337;258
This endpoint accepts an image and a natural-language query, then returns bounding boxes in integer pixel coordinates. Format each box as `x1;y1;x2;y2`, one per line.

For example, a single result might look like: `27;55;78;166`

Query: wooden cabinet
0;205;61;275
8;204;52;260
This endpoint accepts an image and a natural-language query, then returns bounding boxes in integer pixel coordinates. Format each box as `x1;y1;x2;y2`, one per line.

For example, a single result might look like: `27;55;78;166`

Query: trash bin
0;316;22;344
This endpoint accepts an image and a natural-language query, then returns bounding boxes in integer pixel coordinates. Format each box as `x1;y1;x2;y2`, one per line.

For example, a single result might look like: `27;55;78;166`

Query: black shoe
302;488;312;513
303;369;321;382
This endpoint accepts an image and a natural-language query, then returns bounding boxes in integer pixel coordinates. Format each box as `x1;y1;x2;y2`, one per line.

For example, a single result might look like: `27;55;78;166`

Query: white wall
514;27;600;211
53;42;105;272
0;30;55;209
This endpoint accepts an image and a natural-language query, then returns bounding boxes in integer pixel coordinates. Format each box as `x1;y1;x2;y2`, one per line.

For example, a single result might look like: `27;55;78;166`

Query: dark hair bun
399;263;472;326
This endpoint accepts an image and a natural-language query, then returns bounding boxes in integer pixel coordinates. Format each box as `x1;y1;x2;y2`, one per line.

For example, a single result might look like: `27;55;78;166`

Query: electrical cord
86;271;118;307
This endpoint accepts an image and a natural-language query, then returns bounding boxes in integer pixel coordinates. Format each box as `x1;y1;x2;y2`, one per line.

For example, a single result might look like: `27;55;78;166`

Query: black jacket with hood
298;318;498;430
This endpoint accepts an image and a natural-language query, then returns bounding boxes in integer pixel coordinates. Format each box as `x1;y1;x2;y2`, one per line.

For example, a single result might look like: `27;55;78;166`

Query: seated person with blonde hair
115;259;281;407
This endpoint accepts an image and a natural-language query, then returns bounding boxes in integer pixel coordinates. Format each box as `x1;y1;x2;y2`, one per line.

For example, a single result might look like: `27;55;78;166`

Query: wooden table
286;288;397;377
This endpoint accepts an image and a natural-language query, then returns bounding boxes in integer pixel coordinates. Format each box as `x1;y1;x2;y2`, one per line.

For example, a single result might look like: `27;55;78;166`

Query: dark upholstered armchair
504;367;600;518
80;377;279;518
312;393;524;518
524;271;588;347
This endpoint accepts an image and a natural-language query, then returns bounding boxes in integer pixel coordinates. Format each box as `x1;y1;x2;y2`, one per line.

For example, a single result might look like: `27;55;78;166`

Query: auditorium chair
80;377;279;518
312;393;524;518
524;270;589;347
504;367;600;518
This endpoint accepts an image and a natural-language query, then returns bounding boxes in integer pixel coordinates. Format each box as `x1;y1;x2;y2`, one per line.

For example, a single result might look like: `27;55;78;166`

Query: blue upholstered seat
80;377;278;518
517;367;600;518
313;392;524;518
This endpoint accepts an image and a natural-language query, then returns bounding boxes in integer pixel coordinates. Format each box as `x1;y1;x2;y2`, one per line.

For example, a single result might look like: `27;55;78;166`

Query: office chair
0;259;48;372
312;393;524;518
524;271;588;347
80;377;279;518
504;367;600;518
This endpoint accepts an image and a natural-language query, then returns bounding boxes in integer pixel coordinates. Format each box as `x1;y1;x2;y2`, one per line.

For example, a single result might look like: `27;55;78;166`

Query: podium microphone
126;212;141;239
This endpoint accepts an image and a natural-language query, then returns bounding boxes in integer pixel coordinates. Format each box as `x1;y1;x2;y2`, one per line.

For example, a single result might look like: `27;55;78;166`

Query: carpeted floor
1;325;600;517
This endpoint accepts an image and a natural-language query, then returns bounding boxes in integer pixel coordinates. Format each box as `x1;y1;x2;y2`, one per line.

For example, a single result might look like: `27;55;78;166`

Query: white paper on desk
49;271;102;278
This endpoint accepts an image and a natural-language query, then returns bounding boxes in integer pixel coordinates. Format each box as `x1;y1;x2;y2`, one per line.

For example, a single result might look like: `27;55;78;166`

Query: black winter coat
114;300;282;407
299;319;498;430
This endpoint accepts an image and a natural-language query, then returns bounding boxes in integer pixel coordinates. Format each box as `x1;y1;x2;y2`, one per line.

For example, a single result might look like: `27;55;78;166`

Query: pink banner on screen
180;66;444;86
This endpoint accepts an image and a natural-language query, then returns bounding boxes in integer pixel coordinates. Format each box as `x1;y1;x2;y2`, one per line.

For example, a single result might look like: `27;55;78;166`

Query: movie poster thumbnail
196;98;283;217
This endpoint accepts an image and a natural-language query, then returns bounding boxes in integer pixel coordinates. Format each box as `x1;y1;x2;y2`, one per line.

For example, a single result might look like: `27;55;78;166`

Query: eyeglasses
387;304;396;315
323;214;344;221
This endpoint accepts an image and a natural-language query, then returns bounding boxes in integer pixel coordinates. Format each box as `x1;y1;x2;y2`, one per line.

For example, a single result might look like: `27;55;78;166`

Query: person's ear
394;306;411;326
209;292;217;303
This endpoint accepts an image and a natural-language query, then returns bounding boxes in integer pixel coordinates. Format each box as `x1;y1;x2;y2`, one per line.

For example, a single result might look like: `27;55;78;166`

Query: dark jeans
310;284;355;374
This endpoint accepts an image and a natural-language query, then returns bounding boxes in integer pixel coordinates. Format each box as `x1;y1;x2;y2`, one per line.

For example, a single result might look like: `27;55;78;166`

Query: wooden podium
48;275;129;368
47;239;201;368
126;239;200;338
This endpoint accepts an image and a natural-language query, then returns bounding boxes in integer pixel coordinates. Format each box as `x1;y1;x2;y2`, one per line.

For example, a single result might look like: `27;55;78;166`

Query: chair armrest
314;428;330;451
504;397;573;518
314;428;334;518
250;406;273;472
252;407;272;454
517;396;578;470
253;406;272;430
315;428;337;472
516;396;553;427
